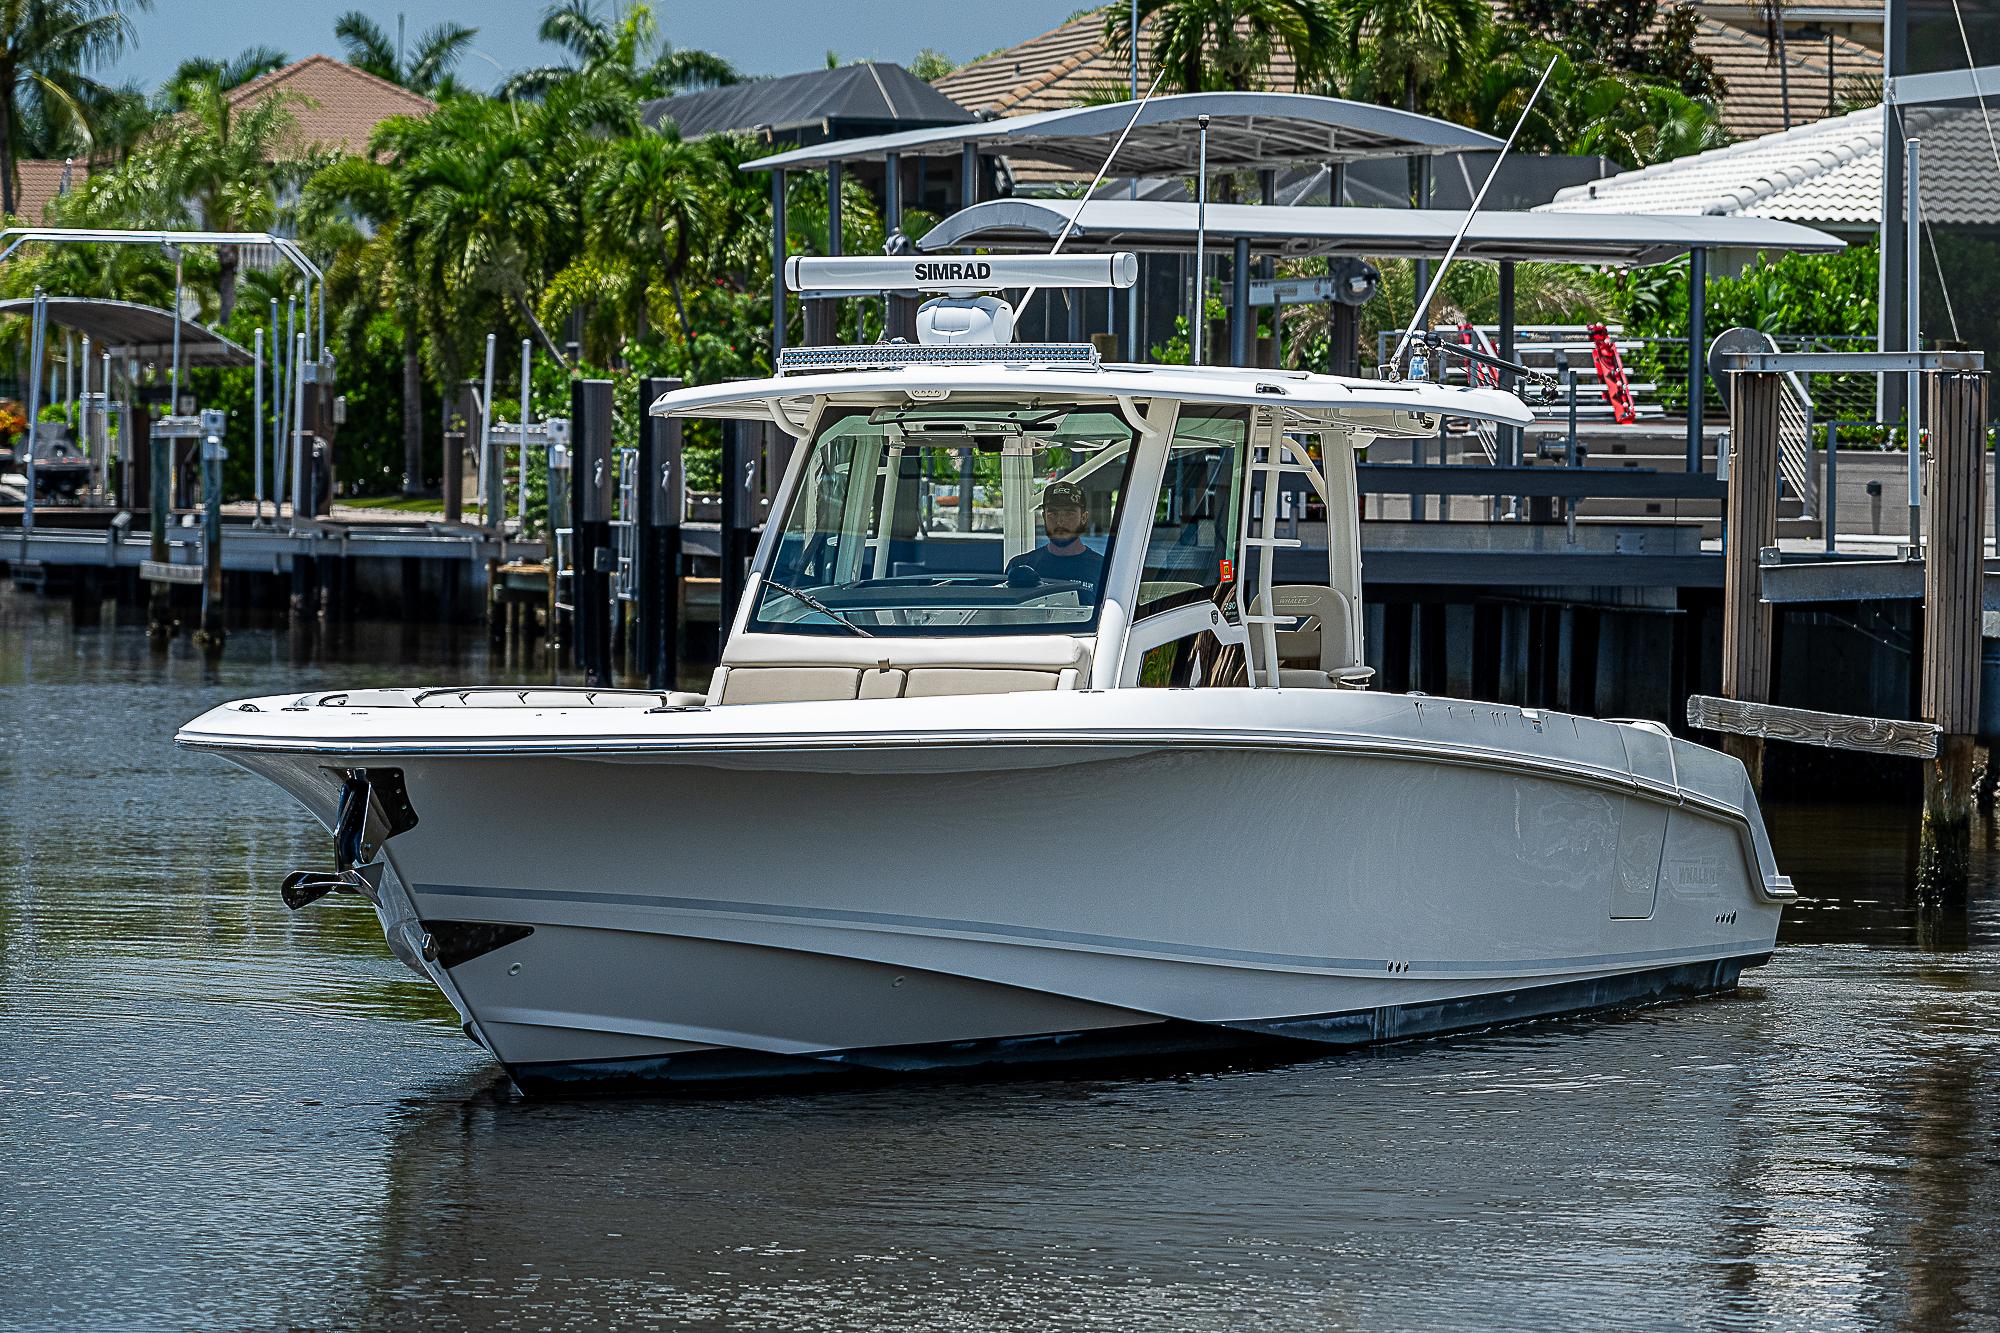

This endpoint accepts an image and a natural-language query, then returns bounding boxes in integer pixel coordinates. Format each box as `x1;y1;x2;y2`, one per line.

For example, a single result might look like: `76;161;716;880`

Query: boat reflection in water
346;879;1998;1329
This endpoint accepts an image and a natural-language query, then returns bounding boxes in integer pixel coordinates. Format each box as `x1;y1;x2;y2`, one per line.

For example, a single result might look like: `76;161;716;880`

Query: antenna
785;253;1137;348
1390;57;1559;369
1016;67;1166;323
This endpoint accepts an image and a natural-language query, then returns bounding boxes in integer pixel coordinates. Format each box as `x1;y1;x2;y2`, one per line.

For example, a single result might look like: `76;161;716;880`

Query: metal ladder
611;446;639;603
1233;416;1328;688
1776;371;1817;516
548;440;574;615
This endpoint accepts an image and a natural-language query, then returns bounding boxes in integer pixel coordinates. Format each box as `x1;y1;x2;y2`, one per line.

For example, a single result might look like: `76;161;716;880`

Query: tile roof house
1539;100;1992;230
199;54;437;158
1691;13;1880;139
8;158;88;222
1696;0;1884;50
932;7;1882;147
933;14;1302;121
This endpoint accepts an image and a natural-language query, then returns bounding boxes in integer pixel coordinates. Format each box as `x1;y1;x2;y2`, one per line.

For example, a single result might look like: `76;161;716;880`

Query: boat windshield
748;401;1139;637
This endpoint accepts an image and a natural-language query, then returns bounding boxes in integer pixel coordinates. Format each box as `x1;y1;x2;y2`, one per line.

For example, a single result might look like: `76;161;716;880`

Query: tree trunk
0;85;15;217
217;245;239;323
401;321;423;495
519;296;570;369
667;278;690;344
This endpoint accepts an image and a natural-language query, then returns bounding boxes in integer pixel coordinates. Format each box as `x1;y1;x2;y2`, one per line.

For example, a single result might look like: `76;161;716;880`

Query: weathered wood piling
1719;368;1780;788
1917;368;1988;902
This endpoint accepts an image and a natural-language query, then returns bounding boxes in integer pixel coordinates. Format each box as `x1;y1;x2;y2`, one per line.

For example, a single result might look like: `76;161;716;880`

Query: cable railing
1376;326;1888;437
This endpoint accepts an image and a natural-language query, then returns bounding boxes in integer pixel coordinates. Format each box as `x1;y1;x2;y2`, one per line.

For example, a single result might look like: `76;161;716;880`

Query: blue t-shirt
1007;544;1104;592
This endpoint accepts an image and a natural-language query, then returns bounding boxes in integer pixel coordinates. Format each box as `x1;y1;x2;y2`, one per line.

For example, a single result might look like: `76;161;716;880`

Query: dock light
1329;258;1379;307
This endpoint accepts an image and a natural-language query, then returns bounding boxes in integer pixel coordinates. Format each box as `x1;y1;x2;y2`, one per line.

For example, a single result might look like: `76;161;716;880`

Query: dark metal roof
743;92;1504;173
916;199;1845;266
0;296;255;366
644;62;973;144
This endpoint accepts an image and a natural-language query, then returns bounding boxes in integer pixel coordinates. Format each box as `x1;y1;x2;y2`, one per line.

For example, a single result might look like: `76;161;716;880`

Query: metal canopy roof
742;92;1503;174
644;61;972;142
916;199;1846;265
0;297;255;366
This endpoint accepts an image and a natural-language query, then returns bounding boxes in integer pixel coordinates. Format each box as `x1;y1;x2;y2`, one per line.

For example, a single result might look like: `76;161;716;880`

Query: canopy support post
770;171;787;359
1230;235;1251;366
827;160;842;255
1498;259;1519;469
1688;246;1707;471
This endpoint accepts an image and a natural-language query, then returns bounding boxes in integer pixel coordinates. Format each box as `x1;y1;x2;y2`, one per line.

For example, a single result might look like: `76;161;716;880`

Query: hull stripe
415;880;1772;977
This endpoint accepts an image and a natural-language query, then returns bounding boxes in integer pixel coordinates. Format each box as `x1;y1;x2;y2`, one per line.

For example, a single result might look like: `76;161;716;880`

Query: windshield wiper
762;577;875;637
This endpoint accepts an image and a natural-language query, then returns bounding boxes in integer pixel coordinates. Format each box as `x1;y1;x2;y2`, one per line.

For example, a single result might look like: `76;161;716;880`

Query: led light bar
785;252;1138;295
775;343;1103;375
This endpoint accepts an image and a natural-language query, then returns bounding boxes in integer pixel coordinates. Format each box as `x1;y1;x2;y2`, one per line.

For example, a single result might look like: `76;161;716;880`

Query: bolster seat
711;635;1091;705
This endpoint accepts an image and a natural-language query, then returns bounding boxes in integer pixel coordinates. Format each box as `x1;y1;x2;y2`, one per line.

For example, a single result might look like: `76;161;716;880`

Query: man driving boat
1006;481;1104;592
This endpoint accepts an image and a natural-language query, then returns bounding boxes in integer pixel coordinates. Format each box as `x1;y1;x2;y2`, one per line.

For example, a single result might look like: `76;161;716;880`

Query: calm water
5;589;2000;1331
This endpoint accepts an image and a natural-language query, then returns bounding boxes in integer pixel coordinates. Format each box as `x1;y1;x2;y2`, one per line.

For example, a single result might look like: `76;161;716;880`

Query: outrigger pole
1015;68;1165;325
1390;58;1559;370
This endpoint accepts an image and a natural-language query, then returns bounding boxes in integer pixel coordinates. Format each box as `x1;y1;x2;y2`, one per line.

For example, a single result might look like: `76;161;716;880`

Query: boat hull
499;951;1767;1095
192;690;1792;1094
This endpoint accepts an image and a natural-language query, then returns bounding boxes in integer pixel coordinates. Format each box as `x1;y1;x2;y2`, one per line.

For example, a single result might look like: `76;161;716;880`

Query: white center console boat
180;254;1793;1094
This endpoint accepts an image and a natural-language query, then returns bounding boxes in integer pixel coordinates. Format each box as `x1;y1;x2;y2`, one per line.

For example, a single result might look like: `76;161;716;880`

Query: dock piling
1917;367;1988;902
1719;368;1781;788
636;377;684;690
569;378;616;686
195;409;226;651
146;413;171;639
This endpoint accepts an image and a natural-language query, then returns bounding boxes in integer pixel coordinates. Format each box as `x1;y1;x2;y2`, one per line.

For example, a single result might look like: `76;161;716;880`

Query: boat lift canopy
919;199;1844;466
916;199;1846;266
742;91;1503;174
0;228;326;358
0;296;254;367
750;94;1505;365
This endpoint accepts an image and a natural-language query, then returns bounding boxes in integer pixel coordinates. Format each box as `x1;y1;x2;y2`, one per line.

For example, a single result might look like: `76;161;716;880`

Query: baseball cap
1040;481;1087;510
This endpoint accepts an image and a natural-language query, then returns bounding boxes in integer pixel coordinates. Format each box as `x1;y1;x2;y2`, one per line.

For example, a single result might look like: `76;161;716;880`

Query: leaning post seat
709;634;1094;705
1242;585;1372;688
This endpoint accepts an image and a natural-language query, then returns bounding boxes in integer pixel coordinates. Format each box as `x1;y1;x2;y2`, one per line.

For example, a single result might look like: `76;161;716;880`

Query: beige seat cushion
903;668;1063;698
716;666;862;705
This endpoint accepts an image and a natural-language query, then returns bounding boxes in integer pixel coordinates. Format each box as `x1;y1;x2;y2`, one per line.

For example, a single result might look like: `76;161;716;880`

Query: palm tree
1328;0;1488;112
334;12;477;97
581;121;724;341
501;1;737;101
306;151;430;494
1102;0;1341;94
151;69;300;320
0;0;148;216
1454;39;1726;166
389;96;577;391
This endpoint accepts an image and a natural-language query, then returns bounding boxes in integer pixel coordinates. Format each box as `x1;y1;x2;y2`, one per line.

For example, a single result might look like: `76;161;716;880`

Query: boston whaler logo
915;260;993;284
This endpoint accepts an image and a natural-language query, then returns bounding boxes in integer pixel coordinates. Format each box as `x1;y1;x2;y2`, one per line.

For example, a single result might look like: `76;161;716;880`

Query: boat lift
0;228;328;536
